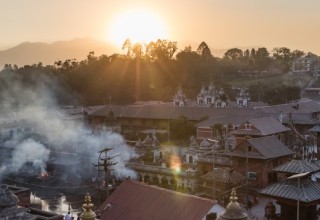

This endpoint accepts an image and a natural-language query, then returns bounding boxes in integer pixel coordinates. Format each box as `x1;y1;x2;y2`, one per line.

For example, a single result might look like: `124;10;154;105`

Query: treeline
1;39;313;106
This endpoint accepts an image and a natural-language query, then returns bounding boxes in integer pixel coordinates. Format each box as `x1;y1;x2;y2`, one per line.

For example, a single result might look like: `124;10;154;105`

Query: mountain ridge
0;38;120;68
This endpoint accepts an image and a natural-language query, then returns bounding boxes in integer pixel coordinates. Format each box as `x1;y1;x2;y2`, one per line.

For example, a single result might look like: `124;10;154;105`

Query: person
65;211;71;220
247;200;252;212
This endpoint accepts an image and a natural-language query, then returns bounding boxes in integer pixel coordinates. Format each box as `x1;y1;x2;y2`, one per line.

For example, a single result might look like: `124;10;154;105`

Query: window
247;171;257;180
244;123;251;130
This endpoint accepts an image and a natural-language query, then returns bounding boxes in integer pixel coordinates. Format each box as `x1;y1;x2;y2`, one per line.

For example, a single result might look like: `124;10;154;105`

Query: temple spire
80;193;96;220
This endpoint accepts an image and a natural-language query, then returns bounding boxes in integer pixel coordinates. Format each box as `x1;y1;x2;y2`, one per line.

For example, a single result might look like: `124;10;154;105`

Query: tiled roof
228;136;294;159
273;159;320;174
259;178;320;203
99;180;224;220
200;168;245;185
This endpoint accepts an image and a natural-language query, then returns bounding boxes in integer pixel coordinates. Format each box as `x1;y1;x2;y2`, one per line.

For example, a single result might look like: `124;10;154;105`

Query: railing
127;162;197;177
197;155;232;166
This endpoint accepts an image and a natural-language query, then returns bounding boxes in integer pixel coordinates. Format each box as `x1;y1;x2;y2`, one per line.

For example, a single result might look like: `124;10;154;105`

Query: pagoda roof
273;158;320;174
259;177;320;204
200;168;245;185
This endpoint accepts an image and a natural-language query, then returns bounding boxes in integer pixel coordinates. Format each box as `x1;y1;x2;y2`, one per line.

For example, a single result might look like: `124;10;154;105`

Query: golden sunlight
108;8;168;47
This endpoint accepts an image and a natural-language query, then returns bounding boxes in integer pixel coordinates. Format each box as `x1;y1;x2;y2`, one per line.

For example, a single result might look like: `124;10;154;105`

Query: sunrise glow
107;8;168;47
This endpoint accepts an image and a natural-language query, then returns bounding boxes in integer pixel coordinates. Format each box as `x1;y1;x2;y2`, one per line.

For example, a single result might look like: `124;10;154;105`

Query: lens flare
170;155;181;174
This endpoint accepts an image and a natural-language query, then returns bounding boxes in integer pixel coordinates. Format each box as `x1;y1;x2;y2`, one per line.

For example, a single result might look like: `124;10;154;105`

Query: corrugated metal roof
231;117;290;136
99;180;224;220
259;178;320;203
200;168;245;184
247;136;293;159
90;104;262;121
309;124;320;132
89;101;320;128
254;100;320;114
229;136;294;159
196;111;265;127
273;159;320;174
248;117;290;136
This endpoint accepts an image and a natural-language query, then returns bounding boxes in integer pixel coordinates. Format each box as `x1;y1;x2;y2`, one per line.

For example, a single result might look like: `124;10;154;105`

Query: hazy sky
1;0;320;54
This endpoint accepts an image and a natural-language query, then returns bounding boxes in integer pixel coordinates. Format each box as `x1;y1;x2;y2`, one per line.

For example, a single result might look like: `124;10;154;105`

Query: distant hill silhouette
0;38;120;68
0;38;260;68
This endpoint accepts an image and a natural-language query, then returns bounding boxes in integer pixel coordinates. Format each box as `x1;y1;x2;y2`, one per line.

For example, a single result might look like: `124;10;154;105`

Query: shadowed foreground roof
99;180;224;220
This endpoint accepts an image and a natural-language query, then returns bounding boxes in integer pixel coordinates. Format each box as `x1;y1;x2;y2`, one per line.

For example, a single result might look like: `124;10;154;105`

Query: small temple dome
218;188;250;220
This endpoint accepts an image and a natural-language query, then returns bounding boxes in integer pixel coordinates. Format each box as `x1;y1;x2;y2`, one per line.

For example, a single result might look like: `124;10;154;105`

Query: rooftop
99;179;225;220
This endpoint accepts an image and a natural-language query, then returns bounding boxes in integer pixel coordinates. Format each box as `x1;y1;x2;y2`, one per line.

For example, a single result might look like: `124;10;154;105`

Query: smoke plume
0;69;137;185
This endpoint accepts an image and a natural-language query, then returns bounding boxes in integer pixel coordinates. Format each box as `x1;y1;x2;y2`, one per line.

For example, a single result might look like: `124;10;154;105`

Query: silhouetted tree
224;48;243;60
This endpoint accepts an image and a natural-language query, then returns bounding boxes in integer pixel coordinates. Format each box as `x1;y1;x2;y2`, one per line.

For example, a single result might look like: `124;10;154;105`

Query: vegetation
1;39;314;106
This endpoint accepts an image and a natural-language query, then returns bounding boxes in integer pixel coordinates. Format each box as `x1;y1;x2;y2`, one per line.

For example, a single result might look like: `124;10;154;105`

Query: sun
108;8;168;47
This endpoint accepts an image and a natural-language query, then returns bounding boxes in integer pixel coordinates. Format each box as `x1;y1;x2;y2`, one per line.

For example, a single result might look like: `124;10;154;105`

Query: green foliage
263;86;301;104
0;40;313;107
169;116;196;141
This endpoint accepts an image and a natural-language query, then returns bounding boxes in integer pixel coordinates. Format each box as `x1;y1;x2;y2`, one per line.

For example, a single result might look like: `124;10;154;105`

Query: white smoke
11;138;50;173
0;70;137;183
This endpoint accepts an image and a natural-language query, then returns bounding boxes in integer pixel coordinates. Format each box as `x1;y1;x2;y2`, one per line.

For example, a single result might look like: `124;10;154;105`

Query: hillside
0;38;119;68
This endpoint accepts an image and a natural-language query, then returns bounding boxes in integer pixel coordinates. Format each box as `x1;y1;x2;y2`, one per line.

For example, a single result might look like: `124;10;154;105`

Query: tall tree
272;47;292;72
255;47;271;70
197;41;213;60
122;38;133;58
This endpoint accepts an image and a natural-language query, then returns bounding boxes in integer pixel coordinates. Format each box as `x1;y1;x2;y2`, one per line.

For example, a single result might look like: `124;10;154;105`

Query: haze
1;0;320;54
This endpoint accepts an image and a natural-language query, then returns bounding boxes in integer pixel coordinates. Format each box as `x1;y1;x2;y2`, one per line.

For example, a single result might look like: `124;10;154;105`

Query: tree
223;48;243;60
291;49;305;59
146;39;177;61
176;46;201;63
255;47;271;70
243;49;250;61
122;38;133;58
272;47;292;72
169;116;196;141
197;41;213;60
263;86;300;104
132;42;143;59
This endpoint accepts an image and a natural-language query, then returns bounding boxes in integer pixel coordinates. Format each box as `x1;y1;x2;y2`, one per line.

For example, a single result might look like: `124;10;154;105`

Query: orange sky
1;0;320;54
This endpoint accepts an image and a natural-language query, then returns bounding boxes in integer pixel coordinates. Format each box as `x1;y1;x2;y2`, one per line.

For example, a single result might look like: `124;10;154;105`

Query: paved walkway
248;197;280;220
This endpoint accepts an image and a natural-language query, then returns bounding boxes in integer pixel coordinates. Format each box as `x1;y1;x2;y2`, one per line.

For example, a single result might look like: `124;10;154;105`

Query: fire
40;172;48;178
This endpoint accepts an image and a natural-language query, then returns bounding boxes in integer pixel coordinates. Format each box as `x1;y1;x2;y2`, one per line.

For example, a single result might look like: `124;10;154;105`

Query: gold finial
230;188;238;202
80;193;96;220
